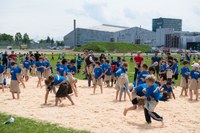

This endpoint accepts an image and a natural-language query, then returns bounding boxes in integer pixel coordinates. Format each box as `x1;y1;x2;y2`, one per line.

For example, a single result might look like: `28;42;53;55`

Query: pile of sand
0;77;199;133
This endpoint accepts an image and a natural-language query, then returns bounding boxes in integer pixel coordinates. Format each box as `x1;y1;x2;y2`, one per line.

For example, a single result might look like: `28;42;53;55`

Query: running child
180;61;190;96
160;81;175;99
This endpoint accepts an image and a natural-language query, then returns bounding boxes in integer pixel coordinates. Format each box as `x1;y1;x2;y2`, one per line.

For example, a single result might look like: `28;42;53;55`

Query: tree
22;33;31;44
56;41;64;46
15;32;22;45
46;36;51;43
51;38;54;44
0;33;13;43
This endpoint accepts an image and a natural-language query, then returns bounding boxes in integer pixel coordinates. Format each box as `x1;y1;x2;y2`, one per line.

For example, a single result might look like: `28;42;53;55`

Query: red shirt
134;56;144;64
8;54;17;59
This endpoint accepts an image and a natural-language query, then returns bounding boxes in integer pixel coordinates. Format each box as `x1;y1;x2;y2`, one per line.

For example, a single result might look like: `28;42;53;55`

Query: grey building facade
152;18;182;32
64;24;156;48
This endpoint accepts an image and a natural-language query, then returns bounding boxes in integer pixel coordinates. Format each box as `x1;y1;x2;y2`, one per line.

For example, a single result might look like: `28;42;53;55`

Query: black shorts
160;73;167;81
56;82;73;97
131;98;138;105
172;74;178;80
77;65;81;69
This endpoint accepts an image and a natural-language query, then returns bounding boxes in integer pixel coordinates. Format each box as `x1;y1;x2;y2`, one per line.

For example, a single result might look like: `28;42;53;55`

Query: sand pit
0;77;200;133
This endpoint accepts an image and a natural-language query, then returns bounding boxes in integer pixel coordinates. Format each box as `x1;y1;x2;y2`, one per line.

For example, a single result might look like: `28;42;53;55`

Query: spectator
133;51;144;82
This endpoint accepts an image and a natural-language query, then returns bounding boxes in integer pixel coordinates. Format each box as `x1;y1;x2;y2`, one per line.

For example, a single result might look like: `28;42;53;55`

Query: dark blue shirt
77;59;82;66
145;83;161;101
23;60;31;69
67;64;77;73
35;61;45;72
162;84;173;93
94;67;103;79
57;65;67;76
151;56;162;64
172;62;179;74
160;64;167;72
134;83;147;96
104;64;111;75
10;67;18;80
0;64;5;73
115;68;127;77
190;70;200;80
137;71;150;85
181;66;190;78
51;75;66;86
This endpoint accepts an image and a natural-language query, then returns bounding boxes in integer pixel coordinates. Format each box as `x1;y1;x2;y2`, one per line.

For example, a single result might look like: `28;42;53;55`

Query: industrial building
152;18;182;32
64;24;156;48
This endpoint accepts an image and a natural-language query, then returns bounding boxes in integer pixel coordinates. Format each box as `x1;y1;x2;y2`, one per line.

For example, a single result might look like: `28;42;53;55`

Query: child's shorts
180;77;189;88
189;79;198;91
10;80;20;93
44;70;51;79
105;75;111;81
56;82;73;97
67;73;77;83
118;74;129;87
37;71;44;78
93;78;103;86
23;68;30;77
172;74;178;80
87;65;94;75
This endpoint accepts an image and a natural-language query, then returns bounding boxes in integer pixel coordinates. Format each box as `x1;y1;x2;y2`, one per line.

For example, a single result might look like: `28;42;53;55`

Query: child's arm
98;73;104;79
136;95;147;100
171;92;176;99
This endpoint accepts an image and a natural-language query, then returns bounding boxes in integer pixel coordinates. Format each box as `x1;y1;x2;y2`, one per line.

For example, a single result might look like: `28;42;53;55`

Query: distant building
156;28;174;47
64;24;156;48
152;18;182;32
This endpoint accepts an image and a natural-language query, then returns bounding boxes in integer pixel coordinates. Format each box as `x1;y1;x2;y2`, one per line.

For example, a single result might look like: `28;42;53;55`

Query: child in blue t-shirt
180;61;190;96
0;62;5;92
44;58;51;79
123;83;147;116
159;60;167;84
35;57;45;88
161;81;175;99
104;60;111;87
77;57;82;73
93;61;103;94
189;63;200;101
136;64;150;86
23;56;31;81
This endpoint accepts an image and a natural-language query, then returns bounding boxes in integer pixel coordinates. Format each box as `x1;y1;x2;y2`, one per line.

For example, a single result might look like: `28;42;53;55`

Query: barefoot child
104;60;111;87
160;81;175;99
44;58;51;79
45;75;74;106
115;62;131;101
10;62;20;99
35;57;45;88
135;64;150;86
180;61;190;96
123;83;147;116
93;61;103;94
189;63;200;101
0;61;5;92
23;56;31;81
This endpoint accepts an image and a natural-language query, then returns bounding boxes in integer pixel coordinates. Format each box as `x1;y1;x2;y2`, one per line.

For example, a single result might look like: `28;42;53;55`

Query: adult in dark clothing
34;51;41;61
2;51;8;67
151;51;162;76
166;53;173;61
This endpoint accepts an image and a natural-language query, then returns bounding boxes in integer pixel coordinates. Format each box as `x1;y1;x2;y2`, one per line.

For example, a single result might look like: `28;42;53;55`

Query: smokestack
74;19;76;48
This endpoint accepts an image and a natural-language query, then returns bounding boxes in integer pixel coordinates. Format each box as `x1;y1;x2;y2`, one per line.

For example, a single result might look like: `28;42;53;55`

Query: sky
0;0;200;41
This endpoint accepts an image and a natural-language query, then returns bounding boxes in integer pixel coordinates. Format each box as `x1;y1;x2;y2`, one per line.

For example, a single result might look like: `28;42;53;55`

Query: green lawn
0;113;90;133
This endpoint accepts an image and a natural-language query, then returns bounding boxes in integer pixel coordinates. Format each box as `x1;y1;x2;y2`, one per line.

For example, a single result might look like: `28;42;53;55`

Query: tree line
0;32;64;46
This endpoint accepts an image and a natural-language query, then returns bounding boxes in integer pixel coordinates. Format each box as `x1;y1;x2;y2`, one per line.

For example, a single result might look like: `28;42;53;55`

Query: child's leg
189;89;193;100
17;92;20;99
144;108;151;124
124;89;126;101
124;83;131;101
66;95;75;105
100;85;103;94
185;84;188;96
116;89;119;100
123;105;137;116
44;90;49;104
12;92;15;99
55;97;59;106
196;89;199;101
20;79;26;88
119;87;124;101
180;87;185;96
148;111;163;126
2;84;4;92
93;85;96;94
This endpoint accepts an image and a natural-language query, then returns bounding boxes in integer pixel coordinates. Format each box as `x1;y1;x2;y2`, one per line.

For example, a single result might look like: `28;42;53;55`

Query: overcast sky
0;0;200;41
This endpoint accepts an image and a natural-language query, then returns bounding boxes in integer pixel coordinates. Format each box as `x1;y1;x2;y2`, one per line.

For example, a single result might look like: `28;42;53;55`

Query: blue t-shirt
145;83;160;101
104;64;111;75
44;61;50;68
190;70;200;80
23;60;31;69
51;75;66;86
181;66;190;78
137;71;150;85
0;64;5;73
162;84;173;93
117;60;121;67
151;56;162;64
172;62;179;74
115;68;127;77
17;66;22;73
160;64;166;72
186;56;190;62
30;60;36;66
134;83;147;96
94;67;103;79
10;67;18;80
7;62;11;69
57;65;67;76
77;59;82;66
67;64;77;73
35;61;45;72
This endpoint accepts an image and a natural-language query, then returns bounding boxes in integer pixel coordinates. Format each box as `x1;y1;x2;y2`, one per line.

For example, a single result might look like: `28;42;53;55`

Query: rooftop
85;24;130;32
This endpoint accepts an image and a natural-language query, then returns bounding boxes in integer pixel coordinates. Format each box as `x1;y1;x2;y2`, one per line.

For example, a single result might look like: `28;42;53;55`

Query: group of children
1;50;200;126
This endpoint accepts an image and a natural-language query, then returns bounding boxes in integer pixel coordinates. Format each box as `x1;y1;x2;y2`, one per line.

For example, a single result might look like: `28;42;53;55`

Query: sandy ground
0;77;200;133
